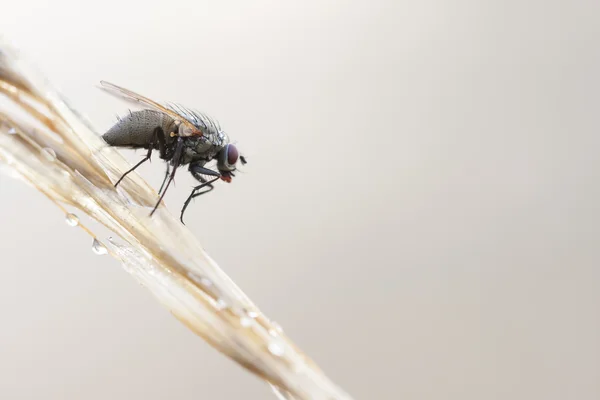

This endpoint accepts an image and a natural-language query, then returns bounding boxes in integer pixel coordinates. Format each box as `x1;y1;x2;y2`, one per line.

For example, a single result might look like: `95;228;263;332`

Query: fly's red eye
227;144;239;166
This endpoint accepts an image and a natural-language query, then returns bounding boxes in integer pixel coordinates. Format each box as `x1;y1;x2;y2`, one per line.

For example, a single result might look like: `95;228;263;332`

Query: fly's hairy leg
180;163;220;224
114;126;168;188
150;137;183;216
158;163;170;195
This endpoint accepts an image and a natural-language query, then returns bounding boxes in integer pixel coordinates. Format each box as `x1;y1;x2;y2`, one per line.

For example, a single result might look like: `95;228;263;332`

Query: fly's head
216;143;247;182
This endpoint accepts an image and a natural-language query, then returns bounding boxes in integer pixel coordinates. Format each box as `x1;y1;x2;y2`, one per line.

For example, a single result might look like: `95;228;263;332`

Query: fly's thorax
181;136;222;165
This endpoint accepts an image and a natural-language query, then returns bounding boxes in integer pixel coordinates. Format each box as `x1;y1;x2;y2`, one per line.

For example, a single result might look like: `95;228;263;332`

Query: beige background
1;0;599;399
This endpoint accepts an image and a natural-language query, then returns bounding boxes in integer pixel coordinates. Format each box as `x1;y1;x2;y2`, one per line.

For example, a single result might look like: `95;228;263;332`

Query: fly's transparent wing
99;81;202;137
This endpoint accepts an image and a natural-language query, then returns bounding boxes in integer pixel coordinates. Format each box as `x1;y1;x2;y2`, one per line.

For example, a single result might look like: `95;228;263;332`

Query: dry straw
0;40;353;400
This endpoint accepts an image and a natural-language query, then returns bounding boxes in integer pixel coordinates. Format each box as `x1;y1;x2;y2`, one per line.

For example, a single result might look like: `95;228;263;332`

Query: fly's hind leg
114;126;168;188
180;162;220;224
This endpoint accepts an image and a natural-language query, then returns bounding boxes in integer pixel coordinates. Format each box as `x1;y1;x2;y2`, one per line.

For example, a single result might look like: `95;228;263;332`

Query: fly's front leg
114;126;168;187
180;162;220;224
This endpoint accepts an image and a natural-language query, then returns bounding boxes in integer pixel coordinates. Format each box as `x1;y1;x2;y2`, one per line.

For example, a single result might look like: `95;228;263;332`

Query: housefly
99;81;246;224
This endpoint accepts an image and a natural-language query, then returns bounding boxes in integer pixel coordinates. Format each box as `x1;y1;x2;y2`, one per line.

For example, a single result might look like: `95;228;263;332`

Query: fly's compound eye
218;144;239;172
227;144;239;166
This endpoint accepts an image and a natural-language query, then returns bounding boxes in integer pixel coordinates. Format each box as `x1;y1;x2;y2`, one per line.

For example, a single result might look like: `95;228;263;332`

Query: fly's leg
113;146;152;188
180;163;220;224
154;126;168;159
180;178;218;224
153;128;170;195
114;127;168;188
150;137;184;216
158;163;170;195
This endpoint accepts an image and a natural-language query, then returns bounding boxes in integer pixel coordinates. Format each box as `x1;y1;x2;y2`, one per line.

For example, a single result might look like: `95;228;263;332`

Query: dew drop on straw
215;298;228;310
7;127;17;135
42;147;56;161
240;317;253;327
269;322;284;336
65;213;79;227
188;273;213;289
200;277;213;287
268;341;285;357
92;238;108;255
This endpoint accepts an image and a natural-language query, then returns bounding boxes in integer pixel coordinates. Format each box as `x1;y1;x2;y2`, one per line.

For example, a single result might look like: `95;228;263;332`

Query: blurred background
1;0;599;399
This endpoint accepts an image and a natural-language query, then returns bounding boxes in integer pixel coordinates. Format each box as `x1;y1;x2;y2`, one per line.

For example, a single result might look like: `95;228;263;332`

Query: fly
99;81;247;224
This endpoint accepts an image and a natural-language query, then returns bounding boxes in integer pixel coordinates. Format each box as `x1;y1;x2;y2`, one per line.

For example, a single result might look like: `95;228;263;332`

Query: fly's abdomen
102;110;177;148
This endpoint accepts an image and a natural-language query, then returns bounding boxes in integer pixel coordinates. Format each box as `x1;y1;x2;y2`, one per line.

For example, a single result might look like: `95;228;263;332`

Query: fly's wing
99;81;203;137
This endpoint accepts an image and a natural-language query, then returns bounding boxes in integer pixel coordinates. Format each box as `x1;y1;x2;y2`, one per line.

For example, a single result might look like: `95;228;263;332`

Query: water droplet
215;298;228;310
188;273;214;289
240;317;253;327
7;127;17;135
200;277;213;287
247;310;259;319
269;322;284;336
65;213;79;226
92;238;108;255
268;341;285;356
42;147;56;161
